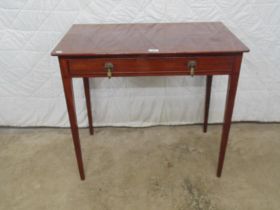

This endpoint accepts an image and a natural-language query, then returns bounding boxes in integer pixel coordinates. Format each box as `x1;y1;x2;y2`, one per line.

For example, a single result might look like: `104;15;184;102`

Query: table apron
65;55;235;77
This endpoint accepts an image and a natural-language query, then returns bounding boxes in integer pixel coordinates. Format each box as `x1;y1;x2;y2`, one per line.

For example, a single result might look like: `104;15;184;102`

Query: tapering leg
217;55;242;177
59;59;85;180
203;75;212;133
83;78;94;135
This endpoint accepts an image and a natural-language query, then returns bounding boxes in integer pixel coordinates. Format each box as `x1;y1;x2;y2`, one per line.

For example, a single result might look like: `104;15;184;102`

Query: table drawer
67;56;234;77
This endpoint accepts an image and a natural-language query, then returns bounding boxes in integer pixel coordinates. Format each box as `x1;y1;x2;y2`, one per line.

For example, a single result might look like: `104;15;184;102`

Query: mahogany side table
51;22;249;180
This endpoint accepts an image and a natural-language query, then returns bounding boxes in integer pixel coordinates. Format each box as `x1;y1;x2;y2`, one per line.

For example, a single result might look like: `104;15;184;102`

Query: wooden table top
51;22;249;57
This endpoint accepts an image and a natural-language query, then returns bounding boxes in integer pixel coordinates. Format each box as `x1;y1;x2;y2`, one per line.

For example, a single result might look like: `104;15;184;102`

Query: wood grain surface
51;22;249;57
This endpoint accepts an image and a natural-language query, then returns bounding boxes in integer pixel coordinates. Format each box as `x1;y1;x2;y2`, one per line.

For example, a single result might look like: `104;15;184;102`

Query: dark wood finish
52;23;249;180
51;22;249;56
217;55;242;177
83;78;94;135
59;58;85;180
203;75;213;132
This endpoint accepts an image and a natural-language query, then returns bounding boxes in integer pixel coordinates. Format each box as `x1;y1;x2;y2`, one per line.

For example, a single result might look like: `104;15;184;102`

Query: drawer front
67;56;234;77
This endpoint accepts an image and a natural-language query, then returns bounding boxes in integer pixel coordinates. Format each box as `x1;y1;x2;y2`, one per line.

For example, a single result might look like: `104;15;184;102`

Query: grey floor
0;123;280;210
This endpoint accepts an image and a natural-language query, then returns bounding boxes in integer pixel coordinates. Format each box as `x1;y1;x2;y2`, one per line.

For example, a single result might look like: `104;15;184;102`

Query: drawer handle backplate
188;60;197;77
104;62;114;79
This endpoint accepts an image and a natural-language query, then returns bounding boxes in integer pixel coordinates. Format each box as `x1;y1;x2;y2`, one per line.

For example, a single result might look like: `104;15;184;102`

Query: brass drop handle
188;60;197;77
104;62;114;79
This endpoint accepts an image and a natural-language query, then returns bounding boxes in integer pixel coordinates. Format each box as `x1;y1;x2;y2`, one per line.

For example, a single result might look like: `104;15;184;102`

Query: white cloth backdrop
0;0;280;127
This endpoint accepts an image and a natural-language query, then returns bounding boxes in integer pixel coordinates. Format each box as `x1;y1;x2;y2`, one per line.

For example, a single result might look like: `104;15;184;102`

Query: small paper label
148;48;159;53
56;50;63;54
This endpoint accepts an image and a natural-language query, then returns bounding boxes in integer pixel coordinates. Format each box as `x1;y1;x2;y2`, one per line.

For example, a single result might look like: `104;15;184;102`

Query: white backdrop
0;0;280;127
